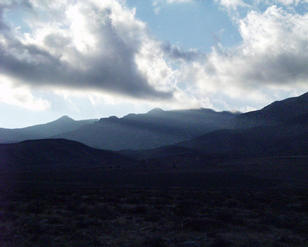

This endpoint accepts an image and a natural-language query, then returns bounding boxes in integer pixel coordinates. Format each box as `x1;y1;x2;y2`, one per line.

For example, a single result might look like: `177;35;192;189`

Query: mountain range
0;92;307;189
0;91;307;162
54;108;236;150
180;93;308;157
0;108;237;150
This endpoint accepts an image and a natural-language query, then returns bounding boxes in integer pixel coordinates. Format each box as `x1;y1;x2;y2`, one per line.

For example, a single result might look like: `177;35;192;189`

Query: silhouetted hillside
55;108;236;150
235;92;308;128
177;125;308;158
0;139;130;171
123;92;308;161
1;92;307;154
0;116;97;144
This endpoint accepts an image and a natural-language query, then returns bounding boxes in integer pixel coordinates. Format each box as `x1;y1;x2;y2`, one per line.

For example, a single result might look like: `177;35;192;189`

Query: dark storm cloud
242;52;308;86
0;37;172;99
0;4;173;100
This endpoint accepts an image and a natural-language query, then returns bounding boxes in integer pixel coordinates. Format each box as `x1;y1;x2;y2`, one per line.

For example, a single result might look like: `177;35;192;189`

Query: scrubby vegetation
0;187;307;247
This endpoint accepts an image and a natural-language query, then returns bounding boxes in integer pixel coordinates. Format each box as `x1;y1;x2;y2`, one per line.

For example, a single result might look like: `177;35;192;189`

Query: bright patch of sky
126;0;241;52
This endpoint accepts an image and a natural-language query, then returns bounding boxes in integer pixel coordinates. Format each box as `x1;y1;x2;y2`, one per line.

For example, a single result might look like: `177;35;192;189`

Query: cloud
154;0;193;4
0;75;50;111
220;6;308;86
161;42;203;62
1;0;308;113
166;0;193;3
215;0;308;11
236;6;308;85
276;0;300;4
152;0;193;14
176;5;308;109
215;0;249;10
0;0;175;101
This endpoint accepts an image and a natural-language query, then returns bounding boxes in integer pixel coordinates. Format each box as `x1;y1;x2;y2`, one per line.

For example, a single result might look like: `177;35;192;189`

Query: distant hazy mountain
134;92;308;160
1;92;307;153
0;139;129;171
234;92;308;128
180;91;308;158
0;116;97;144
55;108;237;150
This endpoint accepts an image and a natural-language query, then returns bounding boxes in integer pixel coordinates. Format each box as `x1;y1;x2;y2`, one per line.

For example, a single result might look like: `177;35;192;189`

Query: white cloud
176;5;308;110
215;0;249;10
154;0;193;4
0;75;50;111
152;0;193;14
276;0;300;5
216;0;308;11
166;0;193;3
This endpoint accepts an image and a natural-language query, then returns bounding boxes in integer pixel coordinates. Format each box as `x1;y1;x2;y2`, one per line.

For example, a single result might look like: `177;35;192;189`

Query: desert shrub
23;219;45;234
144;209;161;222
129;205;148;215
224;198;240;208
88;204;116;220
4;211;18;221
278;234;302;245
246;222;271;232
211;237;232;247
140;237;169;247
73;215;97;229
46;215;62;225
71;203;89;215
33;234;54;247
173;200;198;217
183;217;225;232
214;210;245;226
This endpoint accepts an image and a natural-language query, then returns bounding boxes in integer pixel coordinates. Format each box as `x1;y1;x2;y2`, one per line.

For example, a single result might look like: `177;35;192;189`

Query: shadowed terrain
0;93;307;246
0;187;307;247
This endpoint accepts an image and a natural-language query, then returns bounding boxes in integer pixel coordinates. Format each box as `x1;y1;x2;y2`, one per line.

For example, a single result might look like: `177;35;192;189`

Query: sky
0;0;308;128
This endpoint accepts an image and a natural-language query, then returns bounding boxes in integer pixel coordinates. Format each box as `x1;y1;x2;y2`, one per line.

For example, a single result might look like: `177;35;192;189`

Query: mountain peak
56;115;74;122
147;108;164;114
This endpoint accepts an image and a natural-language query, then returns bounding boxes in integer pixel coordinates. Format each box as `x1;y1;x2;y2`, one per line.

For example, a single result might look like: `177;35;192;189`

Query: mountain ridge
0;138;131;170
0;92;307;152
234;92;308;128
54;108;237;150
0;116;97;144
